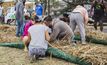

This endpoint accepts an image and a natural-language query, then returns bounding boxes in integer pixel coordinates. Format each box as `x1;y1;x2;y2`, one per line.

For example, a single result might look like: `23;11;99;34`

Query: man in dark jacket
90;0;105;31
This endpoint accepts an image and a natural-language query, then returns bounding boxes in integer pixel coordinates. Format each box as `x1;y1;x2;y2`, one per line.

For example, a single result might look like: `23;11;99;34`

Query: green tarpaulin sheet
74;35;107;45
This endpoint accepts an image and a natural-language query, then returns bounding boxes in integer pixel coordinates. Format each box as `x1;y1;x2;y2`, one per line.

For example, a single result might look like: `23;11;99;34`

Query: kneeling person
27;15;50;62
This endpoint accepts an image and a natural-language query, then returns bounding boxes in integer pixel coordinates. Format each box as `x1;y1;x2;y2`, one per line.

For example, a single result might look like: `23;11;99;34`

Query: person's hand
13;11;16;14
84;20;88;25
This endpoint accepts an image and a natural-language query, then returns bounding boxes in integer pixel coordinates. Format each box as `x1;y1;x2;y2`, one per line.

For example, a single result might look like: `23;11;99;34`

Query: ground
0;24;107;65
0;47;76;65
0;24;76;65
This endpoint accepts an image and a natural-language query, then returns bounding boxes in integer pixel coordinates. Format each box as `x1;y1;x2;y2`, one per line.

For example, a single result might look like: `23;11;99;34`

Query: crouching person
21;13;34;51
44;16;74;42
27;15;50;62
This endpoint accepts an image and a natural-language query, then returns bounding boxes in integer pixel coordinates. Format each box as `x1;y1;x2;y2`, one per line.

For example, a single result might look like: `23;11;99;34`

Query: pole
48;0;50;15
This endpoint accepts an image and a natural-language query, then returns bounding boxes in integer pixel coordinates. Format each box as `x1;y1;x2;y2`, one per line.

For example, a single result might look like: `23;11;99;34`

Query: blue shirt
35;4;43;16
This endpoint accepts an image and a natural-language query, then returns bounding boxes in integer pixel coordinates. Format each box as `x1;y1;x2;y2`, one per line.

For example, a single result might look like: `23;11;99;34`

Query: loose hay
0;25;19;43
86;27;107;40
51;40;107;65
0;25;16;32
75;26;107;40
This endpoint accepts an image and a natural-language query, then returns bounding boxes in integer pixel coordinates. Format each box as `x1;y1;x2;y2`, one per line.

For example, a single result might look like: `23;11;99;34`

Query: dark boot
99;20;103;31
94;21;97;30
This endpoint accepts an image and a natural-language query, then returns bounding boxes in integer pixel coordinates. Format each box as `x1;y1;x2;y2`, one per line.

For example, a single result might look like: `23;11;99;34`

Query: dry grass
50;40;107;65
86;28;107;40
0;47;76;65
0;25;19;43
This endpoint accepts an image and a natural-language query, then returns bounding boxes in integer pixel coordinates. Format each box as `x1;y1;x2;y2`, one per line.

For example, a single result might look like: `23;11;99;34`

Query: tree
59;0;91;14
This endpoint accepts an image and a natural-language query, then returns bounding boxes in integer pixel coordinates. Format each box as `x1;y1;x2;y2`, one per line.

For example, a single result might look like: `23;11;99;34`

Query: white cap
24;12;30;17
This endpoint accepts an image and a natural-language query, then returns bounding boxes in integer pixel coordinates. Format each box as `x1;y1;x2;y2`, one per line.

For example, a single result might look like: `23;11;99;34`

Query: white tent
3;0;14;2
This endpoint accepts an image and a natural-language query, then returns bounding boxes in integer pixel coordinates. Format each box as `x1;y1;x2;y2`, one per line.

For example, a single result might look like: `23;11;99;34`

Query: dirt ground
0;47;76;65
0;24;76;65
0;24;107;65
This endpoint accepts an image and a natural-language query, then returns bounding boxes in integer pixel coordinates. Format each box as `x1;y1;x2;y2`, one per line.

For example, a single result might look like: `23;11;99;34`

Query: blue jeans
16;19;24;37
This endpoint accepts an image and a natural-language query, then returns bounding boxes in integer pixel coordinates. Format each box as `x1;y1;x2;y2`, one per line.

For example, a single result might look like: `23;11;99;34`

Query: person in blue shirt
35;3;44;20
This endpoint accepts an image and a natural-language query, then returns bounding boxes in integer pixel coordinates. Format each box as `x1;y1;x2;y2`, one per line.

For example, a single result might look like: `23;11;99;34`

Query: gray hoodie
50;18;74;41
15;0;25;22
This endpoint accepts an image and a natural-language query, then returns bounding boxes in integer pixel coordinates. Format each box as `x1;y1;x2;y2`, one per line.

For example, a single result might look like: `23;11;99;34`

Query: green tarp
74;35;107;45
0;43;24;49
47;47;92;65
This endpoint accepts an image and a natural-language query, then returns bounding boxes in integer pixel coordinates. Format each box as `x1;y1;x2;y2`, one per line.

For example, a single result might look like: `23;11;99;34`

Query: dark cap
44;15;52;22
34;15;41;22
63;13;69;17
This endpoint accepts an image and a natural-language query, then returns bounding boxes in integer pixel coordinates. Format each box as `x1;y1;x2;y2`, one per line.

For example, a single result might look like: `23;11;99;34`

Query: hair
24;13;30;20
25;16;30;20
80;3;84;6
34;15;41;23
44;15;52;22
31;12;36;21
63;13;69;18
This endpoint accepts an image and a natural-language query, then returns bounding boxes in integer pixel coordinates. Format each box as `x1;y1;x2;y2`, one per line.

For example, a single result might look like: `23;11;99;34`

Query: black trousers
92;14;104;31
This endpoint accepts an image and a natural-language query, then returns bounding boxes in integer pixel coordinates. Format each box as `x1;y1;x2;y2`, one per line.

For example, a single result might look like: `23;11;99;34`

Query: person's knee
22;36;29;44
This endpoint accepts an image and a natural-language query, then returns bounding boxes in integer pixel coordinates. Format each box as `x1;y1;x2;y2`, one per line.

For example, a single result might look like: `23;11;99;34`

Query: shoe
72;42;77;46
24;47;28;52
16;34;20;37
38;57;46;60
71;40;77;46
30;55;36;63
81;41;87;45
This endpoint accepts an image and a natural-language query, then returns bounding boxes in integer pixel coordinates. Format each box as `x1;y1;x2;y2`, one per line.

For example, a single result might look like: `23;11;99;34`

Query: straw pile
0;25;16;32
50;40;107;65
86;29;107;40
0;25;19;43
75;26;107;40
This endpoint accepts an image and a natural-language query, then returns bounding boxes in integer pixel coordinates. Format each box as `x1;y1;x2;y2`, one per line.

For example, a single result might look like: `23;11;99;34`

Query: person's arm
90;1;95;17
45;30;50;41
42;9;44;17
27;32;31;44
50;26;60;42
102;2;106;12
84;10;89;24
